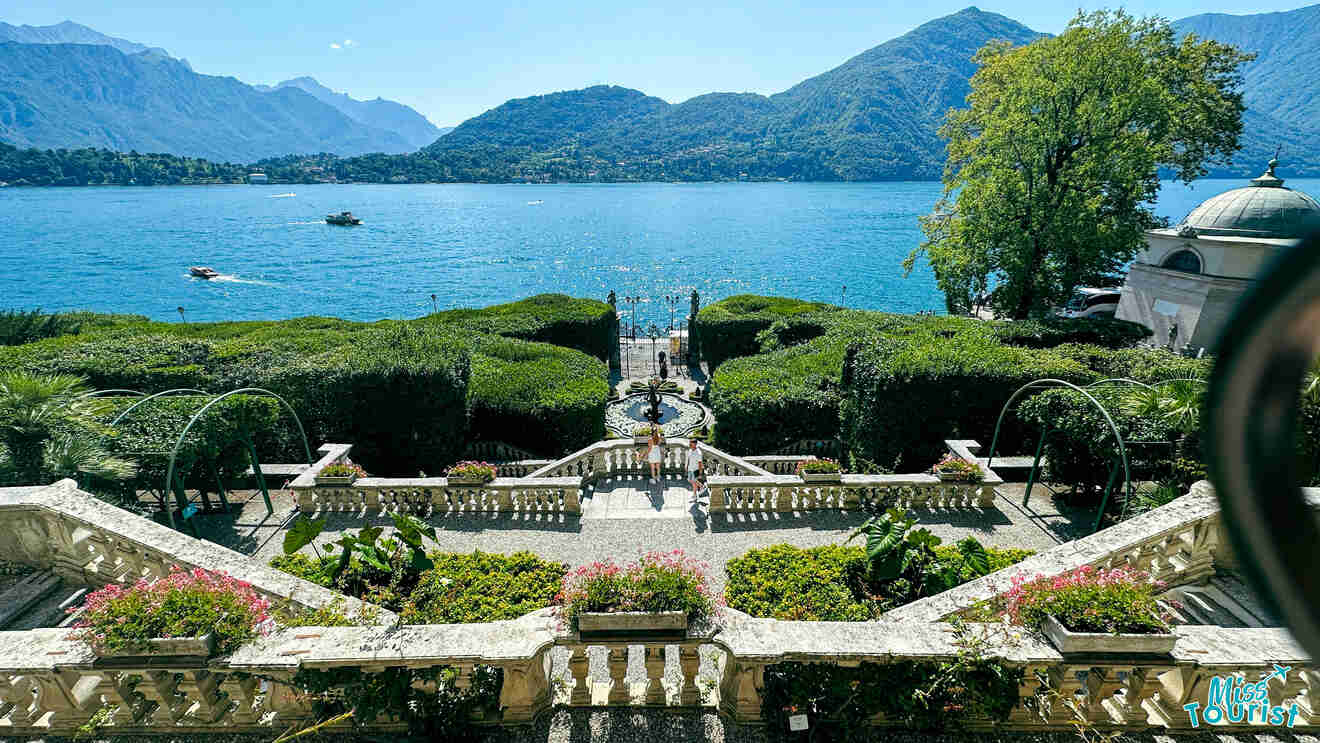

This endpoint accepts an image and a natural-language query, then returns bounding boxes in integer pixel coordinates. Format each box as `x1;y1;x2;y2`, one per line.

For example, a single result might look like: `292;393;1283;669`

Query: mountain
259;76;444;149
0;20;183;67
1173;5;1320;175
425;7;1041;180
0;42;411;161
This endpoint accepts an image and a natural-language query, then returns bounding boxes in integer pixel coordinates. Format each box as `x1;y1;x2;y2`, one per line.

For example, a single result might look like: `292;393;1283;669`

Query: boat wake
527;200;544;205
269;193;296;198
285;220;324;225
187;273;277;287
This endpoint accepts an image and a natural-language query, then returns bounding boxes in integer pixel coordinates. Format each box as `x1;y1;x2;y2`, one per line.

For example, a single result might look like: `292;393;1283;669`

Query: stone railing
741;455;813;476
881;480;1226;624
2;482;1317;734
707;473;995;514
299;476;584;516
0;480;388;621
3;612;1316;733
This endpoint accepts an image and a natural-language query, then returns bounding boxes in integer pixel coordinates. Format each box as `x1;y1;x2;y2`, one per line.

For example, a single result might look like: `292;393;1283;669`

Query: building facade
1116;160;1320;352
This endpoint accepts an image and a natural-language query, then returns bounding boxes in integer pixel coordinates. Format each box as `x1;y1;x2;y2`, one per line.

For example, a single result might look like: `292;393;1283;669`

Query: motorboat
325;211;362;225
189;266;219;279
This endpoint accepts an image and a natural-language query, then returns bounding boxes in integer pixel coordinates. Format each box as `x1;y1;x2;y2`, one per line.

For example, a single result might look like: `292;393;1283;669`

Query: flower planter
800;472;842;484
447;476;492;487
935;472;978;484
314;474;358;487
578;610;688;640
1040;614;1175;655
634;435;655;446
92;632;216;659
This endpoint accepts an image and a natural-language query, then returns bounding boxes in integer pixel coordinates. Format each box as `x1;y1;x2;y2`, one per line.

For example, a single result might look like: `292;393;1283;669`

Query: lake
3;178;1314;326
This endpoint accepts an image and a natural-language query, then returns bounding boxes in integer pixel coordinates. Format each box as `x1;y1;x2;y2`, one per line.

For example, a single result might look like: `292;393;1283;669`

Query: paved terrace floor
195;479;1100;587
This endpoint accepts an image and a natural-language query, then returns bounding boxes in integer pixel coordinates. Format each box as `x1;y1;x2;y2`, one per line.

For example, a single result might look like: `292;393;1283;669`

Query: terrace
0;433;1313;740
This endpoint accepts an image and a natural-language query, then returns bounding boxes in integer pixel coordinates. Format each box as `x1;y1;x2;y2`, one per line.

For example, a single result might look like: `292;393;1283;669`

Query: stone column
607;646;631;705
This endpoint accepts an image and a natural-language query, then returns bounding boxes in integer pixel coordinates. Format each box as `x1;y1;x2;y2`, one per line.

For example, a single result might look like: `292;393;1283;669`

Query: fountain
604;377;710;438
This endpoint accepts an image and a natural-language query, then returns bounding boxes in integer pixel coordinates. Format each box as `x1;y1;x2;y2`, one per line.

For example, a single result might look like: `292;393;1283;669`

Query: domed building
1115;159;1320;352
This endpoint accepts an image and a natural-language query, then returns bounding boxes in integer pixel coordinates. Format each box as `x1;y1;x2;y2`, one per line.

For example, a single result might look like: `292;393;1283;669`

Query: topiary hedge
466;336;608;457
991;316;1152;350
694;295;837;369
401;551;565;624
430;293;617;360
0;295;612;474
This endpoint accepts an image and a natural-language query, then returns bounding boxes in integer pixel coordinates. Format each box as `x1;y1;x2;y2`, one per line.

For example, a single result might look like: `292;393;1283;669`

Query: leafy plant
0;372;136;486
68;567;271;654
292;663;500;737
847;509;994;606
402;551;565;624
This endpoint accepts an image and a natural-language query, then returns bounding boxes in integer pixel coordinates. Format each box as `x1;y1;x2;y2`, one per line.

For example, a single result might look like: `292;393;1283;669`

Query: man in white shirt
685;439;704;494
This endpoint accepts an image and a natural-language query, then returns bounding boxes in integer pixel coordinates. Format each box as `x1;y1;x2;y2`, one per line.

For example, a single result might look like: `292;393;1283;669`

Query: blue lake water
3;179;1315;326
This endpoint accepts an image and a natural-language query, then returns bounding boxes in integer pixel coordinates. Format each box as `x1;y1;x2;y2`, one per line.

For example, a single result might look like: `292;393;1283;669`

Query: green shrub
401;551;565;624
840;320;1096;471
695;295;837;369
725;543;1036;622
0;310;85;347
275;600;382;628
430;293;617;360
269;552;335;587
466;335;608;456
724;544;873;621
991;316;1152;350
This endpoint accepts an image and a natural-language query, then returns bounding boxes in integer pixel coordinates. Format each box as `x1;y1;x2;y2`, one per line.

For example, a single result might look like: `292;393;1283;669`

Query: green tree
909;11;1253;318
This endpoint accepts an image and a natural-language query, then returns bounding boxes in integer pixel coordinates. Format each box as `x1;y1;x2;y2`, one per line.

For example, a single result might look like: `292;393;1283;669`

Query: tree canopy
909;10;1253;318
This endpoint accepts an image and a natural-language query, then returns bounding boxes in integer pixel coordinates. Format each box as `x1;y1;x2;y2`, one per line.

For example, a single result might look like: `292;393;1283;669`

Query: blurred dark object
1206;227;1320;660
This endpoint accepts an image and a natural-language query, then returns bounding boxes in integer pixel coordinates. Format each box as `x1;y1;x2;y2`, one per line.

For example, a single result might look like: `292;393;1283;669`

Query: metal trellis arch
984;378;1134;535
160;388;314;529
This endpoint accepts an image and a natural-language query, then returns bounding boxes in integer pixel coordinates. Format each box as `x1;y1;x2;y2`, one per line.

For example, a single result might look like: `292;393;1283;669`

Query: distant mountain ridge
257;76;446;149
0;41;412;161
0;22;443;159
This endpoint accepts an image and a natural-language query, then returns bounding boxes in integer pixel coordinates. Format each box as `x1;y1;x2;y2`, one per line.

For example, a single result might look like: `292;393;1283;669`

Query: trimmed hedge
694;295;837;369
724;543;1034;622
429;293;617;360
401;551;565;624
0;295;611;474
991;316;1152;350
466;336;608;456
841;319;1097;471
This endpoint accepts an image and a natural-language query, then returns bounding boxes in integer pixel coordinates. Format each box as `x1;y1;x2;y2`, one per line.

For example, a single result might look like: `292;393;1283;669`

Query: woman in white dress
647;430;664;483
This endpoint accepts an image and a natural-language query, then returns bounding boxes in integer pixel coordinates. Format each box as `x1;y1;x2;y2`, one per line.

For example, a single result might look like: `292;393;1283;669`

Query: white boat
189;266;219;279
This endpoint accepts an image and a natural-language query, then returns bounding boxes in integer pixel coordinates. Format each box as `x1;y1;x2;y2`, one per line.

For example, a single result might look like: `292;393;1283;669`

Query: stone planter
800;472;842;484
935;472;979;484
93;632;216;659
447;476;493;487
578;611;688;640
1040;614;1175;655
314;474;358;487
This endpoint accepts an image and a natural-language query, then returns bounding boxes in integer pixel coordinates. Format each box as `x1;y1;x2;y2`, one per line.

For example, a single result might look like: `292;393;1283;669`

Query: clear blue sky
4;0;1314;127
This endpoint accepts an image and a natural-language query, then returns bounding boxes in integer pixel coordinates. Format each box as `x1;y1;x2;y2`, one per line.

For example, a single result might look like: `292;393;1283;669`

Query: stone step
0;570;61;630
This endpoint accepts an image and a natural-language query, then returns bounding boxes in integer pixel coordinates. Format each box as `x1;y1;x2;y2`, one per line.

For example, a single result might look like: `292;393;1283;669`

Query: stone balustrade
298;476;584;516
742;455;813;475
1;480;1316;734
0;480;389;622
3;612;1316;733
707;473;995;513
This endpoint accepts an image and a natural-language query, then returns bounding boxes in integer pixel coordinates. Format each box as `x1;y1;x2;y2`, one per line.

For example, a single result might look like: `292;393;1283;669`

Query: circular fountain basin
605;392;710;437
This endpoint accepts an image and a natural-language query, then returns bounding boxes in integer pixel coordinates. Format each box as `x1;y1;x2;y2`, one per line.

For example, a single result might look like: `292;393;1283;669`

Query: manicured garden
0;295;615;478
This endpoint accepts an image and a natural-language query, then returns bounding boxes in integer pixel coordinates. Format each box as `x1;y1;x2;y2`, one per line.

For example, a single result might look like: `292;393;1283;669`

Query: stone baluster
568;646;592;705
679;645;701;706
1;674;39;725
563;486;581;515
219;673;262;726
718;660;764;722
708;486;726;513
1146;665;1203;728
1296;669;1320;724
1106;667;1163;725
500;651;551;723
142;670;188;725
644;646;666;705
774;485;793;512
176;669;230;724
607;646;630;705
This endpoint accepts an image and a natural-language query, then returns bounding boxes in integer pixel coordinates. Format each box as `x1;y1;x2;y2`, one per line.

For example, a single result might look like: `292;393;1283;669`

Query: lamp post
840;285;847;307
176;306;186;323
647;323;660;375
430;294;438;314
664;295;679;332
624;296;640;340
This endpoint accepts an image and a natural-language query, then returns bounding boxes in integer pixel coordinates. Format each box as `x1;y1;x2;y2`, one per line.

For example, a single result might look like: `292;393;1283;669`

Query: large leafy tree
909;11;1253;318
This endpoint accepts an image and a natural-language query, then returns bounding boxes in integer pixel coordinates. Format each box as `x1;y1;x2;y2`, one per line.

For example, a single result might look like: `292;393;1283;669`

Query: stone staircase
1159;571;1281;629
0;569;87;631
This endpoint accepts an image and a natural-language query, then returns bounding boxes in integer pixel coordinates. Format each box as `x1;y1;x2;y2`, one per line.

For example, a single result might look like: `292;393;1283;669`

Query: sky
4;0;1315;127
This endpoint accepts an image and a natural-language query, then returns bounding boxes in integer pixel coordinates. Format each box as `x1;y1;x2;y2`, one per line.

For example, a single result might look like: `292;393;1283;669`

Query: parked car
1056;287;1122;319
